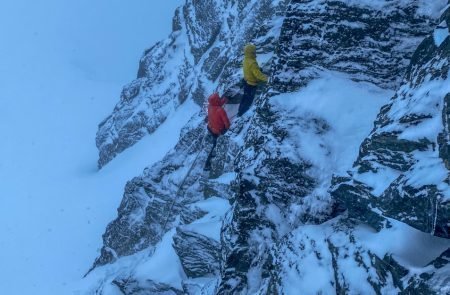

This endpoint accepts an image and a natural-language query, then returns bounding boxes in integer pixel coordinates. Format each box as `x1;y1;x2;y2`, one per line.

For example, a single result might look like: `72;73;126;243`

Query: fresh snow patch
407;151;450;199
355;218;450;267
269;73;392;219
271;72;392;175
106;99;199;172
132;229;186;289
338;20;366;29
434;21;449;47
390;86;436;124
354;166;401;197
224;103;240;122
282;217;450;294
212;172;238;185
382;77;450;139
184;197;231;241
398;114;442;141
257;52;275;65
73;228;186;293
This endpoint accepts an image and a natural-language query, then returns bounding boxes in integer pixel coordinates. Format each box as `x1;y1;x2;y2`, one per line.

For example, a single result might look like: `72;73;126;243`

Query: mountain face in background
87;0;450;294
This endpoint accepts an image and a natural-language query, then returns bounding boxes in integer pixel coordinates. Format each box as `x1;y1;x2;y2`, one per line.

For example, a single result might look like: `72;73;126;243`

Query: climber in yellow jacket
237;43;268;116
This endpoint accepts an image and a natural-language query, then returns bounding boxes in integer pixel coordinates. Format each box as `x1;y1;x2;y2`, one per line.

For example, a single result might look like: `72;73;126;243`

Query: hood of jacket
244;44;256;58
208;93;223;106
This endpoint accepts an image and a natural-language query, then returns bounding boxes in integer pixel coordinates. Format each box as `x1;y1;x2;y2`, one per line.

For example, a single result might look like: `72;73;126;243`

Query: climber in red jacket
205;93;230;171
208;93;230;135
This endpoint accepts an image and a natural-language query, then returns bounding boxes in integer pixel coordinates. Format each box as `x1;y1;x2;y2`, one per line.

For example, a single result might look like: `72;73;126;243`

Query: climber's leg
204;129;218;171
237;83;257;117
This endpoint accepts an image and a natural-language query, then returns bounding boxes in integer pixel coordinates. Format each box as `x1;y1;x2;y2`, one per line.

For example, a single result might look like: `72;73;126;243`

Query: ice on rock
434;21;449;47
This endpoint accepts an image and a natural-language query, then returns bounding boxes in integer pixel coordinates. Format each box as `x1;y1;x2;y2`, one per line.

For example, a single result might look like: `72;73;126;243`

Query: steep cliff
332;7;450;240
84;0;450;294
95;0;287;168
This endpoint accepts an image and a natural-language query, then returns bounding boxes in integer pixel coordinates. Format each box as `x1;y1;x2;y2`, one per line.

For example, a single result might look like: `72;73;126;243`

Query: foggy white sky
0;1;184;294
0;0;183;85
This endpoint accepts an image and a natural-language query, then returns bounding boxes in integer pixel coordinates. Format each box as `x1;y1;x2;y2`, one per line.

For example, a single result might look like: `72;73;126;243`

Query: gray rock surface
113;277;184;295
173;228;221;278
332;6;450;239
272;0;434;92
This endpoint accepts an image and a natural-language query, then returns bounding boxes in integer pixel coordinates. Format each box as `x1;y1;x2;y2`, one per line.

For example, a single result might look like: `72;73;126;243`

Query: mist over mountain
86;0;450;294
1;0;449;294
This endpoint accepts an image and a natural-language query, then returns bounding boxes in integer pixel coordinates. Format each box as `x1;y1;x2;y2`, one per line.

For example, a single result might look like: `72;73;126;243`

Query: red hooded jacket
208;93;230;135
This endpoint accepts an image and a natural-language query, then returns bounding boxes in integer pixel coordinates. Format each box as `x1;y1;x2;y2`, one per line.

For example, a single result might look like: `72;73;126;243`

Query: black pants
204;128;219;170
237;83;257;116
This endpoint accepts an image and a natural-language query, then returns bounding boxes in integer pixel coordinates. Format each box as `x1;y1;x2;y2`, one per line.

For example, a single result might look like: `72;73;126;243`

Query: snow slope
0;1;186;294
271;73;393;175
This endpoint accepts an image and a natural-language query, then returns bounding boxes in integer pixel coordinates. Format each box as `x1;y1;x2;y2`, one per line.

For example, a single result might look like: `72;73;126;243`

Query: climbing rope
158;130;208;238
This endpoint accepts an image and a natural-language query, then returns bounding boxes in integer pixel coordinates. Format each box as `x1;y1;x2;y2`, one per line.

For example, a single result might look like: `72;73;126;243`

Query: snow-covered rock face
85;0;450;294
273;0;435;92
272;217;450;294
218;1;446;293
332;7;450;239
92;115;226;267
96;0;434;168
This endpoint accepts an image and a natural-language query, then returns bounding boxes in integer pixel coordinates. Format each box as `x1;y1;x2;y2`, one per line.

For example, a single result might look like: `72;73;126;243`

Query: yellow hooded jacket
243;44;268;86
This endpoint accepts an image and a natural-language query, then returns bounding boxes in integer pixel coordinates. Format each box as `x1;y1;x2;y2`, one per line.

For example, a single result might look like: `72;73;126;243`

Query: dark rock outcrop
272;0;435;92
113;277;184;295
173;228;221;278
439;94;450;169
403;248;450;294
332;6;450;239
